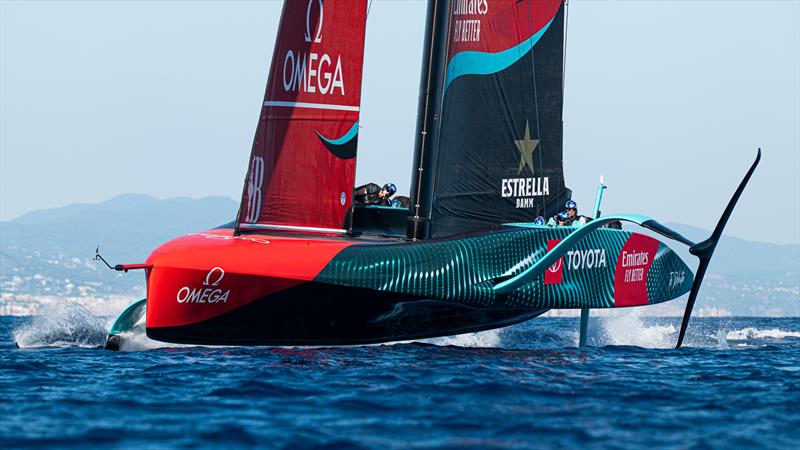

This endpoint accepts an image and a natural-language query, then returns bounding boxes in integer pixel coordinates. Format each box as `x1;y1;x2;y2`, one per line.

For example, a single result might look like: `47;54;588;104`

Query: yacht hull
133;225;692;346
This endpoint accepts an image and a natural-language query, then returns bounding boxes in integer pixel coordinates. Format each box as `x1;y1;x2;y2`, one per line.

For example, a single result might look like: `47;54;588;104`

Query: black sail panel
427;0;570;238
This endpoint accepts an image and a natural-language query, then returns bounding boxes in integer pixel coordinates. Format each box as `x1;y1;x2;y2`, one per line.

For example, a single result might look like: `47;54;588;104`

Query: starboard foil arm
675;148;761;348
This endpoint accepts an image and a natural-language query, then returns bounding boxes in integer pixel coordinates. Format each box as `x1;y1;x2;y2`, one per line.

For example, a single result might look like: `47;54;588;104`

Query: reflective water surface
2;306;799;449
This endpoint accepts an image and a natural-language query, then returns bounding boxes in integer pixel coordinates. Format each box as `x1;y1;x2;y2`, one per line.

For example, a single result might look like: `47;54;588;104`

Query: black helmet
383;183;397;196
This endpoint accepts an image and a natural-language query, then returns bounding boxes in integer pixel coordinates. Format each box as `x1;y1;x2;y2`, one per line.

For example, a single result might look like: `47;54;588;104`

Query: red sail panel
237;0;368;234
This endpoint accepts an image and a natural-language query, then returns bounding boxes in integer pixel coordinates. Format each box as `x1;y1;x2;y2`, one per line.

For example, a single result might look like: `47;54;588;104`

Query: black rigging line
561;0;569;202
563;0;569;98
527;0;546;217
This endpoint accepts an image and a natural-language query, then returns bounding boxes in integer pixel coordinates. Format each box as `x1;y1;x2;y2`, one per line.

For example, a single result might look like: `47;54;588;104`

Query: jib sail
409;0;571;239
236;0;368;234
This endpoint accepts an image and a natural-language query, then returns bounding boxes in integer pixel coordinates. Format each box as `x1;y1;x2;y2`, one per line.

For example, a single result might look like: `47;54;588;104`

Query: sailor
547;211;569;227
563;200;590;226
353;182;396;206
392;195;410;208
549;201;588;227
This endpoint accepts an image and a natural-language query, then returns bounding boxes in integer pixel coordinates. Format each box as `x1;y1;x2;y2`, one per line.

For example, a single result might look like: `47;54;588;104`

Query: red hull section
613;233;660;307
145;229;353;328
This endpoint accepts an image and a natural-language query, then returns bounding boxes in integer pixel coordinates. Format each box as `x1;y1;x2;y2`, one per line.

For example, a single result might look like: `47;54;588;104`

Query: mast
407;0;452;241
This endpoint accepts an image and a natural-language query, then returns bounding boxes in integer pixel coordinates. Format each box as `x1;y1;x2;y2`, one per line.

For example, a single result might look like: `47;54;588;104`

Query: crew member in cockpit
353;182;396;206
551;200;590;227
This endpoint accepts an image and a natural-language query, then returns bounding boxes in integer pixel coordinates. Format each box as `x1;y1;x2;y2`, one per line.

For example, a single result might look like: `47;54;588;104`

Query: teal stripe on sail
444;18;554;93
316;121;359;146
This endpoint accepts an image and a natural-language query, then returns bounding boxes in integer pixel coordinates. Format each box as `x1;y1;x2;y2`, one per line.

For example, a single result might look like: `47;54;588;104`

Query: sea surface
1;303;799;450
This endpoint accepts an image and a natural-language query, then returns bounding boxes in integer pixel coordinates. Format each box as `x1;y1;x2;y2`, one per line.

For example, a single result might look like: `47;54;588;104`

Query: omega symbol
203;267;225;287
305;0;323;43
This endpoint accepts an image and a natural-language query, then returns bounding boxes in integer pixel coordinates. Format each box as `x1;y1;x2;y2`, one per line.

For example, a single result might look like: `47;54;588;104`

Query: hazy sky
1;0;798;244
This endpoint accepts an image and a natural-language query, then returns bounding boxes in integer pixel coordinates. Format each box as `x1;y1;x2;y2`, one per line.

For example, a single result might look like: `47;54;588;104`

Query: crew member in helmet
353;182;396;206
547;211;570;227
392;196;410;208
564;200;581;225
551;200;590;227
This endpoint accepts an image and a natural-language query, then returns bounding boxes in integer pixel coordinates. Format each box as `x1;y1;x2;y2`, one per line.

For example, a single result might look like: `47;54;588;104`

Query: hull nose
142;229;354;335
145;264;302;330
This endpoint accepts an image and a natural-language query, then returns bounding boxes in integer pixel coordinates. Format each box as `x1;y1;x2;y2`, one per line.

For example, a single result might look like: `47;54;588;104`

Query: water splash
417;324;579;350
420;313;682;350
109;304;183;352
13;301;106;348
594;311;677;348
116;330;177;352
418;329;503;348
715;327;730;350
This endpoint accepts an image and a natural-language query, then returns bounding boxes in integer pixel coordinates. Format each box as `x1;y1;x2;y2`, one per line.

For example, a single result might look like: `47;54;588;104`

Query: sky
1;0;798;244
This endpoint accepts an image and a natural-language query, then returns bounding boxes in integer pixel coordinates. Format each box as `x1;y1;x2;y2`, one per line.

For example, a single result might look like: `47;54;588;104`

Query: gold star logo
515;120;539;175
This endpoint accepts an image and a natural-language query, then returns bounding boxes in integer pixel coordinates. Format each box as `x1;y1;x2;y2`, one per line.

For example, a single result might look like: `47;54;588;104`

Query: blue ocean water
1;305;799;450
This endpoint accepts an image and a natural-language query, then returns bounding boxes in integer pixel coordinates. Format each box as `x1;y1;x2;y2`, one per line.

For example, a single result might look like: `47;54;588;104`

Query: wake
11;300;798;352
419;311;799;350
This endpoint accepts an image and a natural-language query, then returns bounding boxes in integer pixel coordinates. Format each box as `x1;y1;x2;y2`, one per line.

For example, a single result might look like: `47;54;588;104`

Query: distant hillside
0;195;797;316
1;194;237;301
647;223;799;316
661;223;799;283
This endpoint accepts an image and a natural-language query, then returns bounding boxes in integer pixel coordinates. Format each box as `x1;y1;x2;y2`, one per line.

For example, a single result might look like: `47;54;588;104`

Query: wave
419;329;503;348
415;312;793;351
13;302;106;348
726;327;800;341
412;313;679;350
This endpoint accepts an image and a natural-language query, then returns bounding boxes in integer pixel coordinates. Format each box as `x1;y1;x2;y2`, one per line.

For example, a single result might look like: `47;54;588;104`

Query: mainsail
409;0;571;239
237;0;368;234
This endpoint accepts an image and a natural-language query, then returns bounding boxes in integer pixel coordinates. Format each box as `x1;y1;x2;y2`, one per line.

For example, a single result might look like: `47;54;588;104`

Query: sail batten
236;0;369;234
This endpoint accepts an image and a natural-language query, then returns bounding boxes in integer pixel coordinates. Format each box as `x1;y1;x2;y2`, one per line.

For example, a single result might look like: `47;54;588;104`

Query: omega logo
177;267;231;304
203;267;225;286
305;0;323;43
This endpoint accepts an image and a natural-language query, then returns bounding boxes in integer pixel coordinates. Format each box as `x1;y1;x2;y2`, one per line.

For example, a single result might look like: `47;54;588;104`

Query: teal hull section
315;225;693;310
